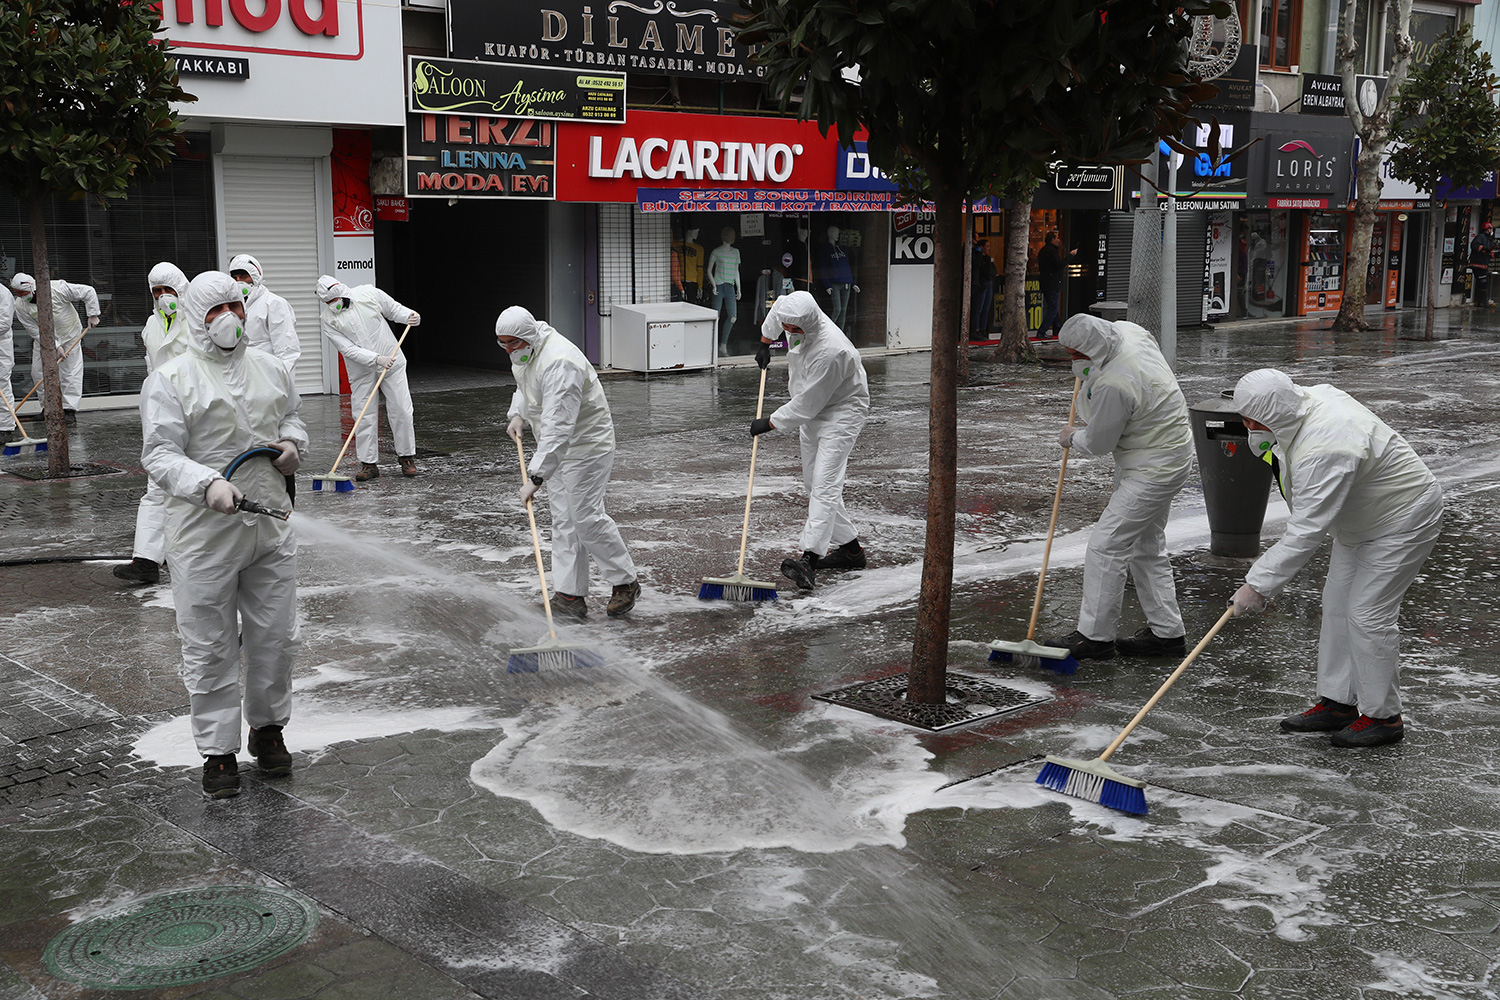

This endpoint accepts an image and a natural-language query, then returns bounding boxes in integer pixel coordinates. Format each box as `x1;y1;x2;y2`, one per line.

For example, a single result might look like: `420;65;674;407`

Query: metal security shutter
1106;211;1134;301
1175;213;1209;329
219;157;323;392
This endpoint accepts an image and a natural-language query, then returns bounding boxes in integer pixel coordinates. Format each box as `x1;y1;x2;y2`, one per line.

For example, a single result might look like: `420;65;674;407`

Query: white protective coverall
131;262;194;564
1061;315;1193;641
499;306;637;597
141;271;307;756
317;279;417;463
229;254;301;371
1235;369;1442;718
0;285;15;435
759;290;870;556
12;276;99;411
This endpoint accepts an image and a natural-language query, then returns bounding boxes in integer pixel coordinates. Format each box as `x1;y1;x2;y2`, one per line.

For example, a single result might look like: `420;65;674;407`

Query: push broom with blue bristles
988;377;1082;673
507;434;603;674
1;394;45;457
310;323;412;493
698;364;779;603
1037;605;1238;815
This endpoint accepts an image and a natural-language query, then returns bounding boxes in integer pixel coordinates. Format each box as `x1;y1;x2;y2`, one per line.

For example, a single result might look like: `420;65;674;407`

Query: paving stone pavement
4;320;1500;999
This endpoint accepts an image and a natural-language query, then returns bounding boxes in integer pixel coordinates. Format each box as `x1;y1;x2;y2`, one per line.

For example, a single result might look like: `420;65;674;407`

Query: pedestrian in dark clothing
1470;222;1493;307
1037;231;1072;338
970;240;997;340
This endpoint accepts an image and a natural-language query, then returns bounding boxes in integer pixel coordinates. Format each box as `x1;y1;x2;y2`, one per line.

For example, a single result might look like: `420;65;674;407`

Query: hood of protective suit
768;290;831;350
316;274;351;304
147;262;189;296
495;305;555;350
227;254;264;287
1233;368;1310;438
10;272;36;296
1058;314;1121;365
184;271;244;355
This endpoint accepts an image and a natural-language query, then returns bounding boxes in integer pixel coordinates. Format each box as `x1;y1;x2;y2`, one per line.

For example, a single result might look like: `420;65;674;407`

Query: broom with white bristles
1036;605;1238;815
698;364;780;603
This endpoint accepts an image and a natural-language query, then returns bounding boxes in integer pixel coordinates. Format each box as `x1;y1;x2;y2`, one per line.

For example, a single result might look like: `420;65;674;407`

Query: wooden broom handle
322;323;412;477
516;435;558;640
1100;606;1236;762
14;329;90;411
735;366;769;577
1026;377;1083;641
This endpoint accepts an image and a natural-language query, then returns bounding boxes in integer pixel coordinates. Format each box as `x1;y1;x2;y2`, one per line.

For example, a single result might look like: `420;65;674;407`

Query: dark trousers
1040;288;1062;335
1475;268;1491;306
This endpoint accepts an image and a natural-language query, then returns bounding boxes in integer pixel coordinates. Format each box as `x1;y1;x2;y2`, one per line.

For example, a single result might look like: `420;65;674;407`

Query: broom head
698;571;779;602
1036;754;1148;815
310;474;355;493
2;434;46;457
507;635;604;674
988;638;1079;675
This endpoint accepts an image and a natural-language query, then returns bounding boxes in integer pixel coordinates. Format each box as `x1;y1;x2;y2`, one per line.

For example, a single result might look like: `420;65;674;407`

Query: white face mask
156;294;179;322
239;283;253;300
207;310;243;350
1247;429;1276;458
1071;359;1092;380
326;298;347;313
510;345;532;365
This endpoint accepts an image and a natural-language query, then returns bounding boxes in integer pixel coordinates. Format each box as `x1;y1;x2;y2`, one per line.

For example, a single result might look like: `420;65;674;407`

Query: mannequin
672;226;705;303
707;226;742;351
818;225;859;329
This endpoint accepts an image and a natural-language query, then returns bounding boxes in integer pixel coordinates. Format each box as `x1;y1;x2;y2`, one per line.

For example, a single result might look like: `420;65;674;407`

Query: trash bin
1189;392;1274;558
1089;300;1129;322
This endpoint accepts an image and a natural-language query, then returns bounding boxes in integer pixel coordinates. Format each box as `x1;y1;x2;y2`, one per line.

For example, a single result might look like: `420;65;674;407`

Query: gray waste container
1189;393;1274;558
1089;300;1129;322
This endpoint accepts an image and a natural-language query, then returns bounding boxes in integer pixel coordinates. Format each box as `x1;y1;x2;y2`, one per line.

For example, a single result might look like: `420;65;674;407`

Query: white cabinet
611;303;719;373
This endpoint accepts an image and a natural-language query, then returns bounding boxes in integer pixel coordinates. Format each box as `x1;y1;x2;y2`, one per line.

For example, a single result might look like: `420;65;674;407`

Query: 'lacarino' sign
407;56;625;122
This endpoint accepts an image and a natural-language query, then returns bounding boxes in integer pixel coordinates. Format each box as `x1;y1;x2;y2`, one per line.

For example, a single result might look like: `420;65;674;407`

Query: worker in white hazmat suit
9;272;100;422
315;275;420;480
229;254;300;370
749;290;870;591
497;305;640;619
0;284;16;441
114;262;193;586
1231;368;1442;748
1044;315;1194;661
141;270;308;798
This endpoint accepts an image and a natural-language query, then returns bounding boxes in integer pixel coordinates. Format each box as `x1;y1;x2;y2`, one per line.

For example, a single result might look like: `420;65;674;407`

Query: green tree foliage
0;0;190;472
741;0;1223;701
1389;24;1500;338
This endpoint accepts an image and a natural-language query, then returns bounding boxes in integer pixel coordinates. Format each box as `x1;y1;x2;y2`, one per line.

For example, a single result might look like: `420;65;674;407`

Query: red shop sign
555;109;845;203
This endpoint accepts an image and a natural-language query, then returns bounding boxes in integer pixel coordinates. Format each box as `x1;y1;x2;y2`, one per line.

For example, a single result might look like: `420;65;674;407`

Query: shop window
1390;3;1458;73
597;204;670;317
0;132;217;400
1259;0;1301;71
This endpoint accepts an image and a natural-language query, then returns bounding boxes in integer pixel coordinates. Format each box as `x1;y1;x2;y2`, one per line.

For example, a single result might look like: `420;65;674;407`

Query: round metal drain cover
43;885;318;990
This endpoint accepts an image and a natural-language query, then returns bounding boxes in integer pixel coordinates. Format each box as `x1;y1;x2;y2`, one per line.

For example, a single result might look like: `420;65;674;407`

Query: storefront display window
1300;212;1346;314
0;132;218;400
1237;211;1293;318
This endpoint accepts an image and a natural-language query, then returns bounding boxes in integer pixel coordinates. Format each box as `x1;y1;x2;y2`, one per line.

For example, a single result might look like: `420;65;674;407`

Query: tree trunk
907;184;964;705
990;192;1033;364
1426;203;1442;340
957;201;972;383
1333;135;1383;331
27;196;68;475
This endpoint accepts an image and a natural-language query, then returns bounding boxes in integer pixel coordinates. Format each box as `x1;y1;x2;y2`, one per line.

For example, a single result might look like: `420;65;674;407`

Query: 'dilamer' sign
407;56;625;122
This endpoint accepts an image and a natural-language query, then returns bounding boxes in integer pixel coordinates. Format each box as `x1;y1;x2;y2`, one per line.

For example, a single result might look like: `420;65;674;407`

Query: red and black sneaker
1332;713;1405;748
1279;697;1357;733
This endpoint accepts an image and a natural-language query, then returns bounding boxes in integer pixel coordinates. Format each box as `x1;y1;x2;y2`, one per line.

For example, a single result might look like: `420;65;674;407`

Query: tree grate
3;462;126;481
812;671;1050;732
43;885;318;989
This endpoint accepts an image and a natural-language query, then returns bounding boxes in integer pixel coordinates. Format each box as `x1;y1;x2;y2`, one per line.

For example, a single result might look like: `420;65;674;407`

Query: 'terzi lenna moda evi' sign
408;57;625;122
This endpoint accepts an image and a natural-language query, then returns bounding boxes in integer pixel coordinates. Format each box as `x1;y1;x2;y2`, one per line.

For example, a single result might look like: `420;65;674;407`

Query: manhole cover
43;885;318;990
3;462;125;481
813;671;1049;731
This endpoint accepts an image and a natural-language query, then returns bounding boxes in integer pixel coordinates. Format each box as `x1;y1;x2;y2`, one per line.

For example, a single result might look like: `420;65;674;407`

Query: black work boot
1115;626;1186;657
202;754;240;798
1041;629;1117;661
1280;697;1358;733
398;455;419;477
607;580;641;617
248;725;292;776
780;552;816;590
112;557;160;585
553;592;588;620
816;539;867;571
1331;713;1405;748
355;462;380;481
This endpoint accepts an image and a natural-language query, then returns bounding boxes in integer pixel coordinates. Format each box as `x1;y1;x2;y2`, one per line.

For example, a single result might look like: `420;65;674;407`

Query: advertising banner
1204;211;1232;321
408;56;625;122
405;113;557;199
448;0;762;82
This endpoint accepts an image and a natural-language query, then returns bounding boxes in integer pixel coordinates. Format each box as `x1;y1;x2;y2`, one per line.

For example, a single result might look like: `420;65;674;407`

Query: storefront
2;0;405;408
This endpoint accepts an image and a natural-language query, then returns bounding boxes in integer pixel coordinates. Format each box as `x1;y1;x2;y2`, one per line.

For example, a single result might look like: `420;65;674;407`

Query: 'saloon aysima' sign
408;56;624;122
